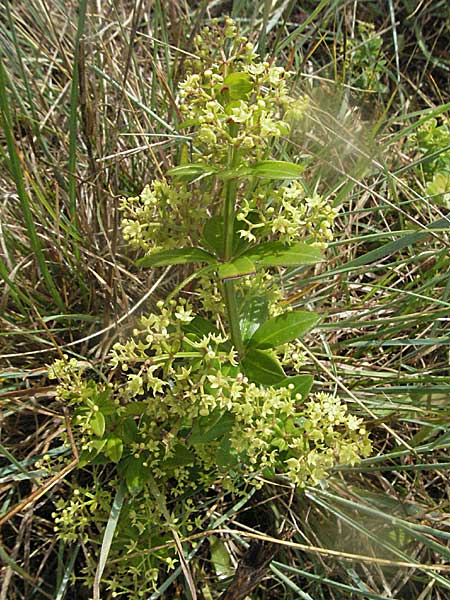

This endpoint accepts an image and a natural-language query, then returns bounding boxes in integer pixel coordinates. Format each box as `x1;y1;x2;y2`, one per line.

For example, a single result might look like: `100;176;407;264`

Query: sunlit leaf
105;437;123;463
242;241;323;267
216;437;238;469
202;215;249;256
136;247;217;268
203;216;225;256
183;316;221;339
123;402;148;417
218;256;256;280
223;72;253;99
239;294;269;342
90;411;105;437
242;160;304;180
248;311;320;349
274;374;314;400
163;444;196;468
123;458;147;495
189;411;235;445
242;348;285;385
168;163;217;179
209;536;234;579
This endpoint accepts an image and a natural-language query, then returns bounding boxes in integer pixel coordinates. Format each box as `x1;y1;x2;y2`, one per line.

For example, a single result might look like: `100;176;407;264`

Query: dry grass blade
0;459;78;528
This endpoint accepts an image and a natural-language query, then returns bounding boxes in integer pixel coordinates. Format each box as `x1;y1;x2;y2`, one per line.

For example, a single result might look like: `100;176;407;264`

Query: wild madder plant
49;18;372;596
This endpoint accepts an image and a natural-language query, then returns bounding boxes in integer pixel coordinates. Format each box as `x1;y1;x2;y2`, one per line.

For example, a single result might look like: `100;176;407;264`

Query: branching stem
221;138;244;357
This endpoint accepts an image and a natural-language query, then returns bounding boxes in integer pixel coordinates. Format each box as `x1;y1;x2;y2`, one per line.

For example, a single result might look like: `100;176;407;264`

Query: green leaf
221;364;240;378
93;481;127;597
91;438;108;453
339;216;450;270
123;402;148;417
189;411;235;445
121;418;139;443
78;450;95;468
216;437;238;469
218;257;256;280
168;163;217;179
136;247;217;268
203;216;225;256
96;390;116;415
202;215;249;256
242;242;323;267
209;536;234;579
105;437;124;463
90;411;105;437
163;444;196;468
242;160;304;180
183;316;221;339
274;375;314;400
239;295;269;342
123;457;147;495
78;438;107;467
223;72;253;100
248;311;320;350
241;348;285;385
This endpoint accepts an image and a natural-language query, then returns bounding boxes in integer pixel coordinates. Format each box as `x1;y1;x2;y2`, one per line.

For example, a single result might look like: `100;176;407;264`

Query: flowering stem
222;139;244;357
223;180;237;262
223;279;244;356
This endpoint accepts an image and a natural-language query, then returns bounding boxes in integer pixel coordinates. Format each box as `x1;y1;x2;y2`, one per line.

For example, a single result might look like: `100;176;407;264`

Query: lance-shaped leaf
203;215;249;256
242;241;323;267
239;294;269;342
163;444;196;468
189;411;235;445
122;457;148;495
168;163;217;180
203;216;225;256
222;72;253;99
241;348;285;385
274;374;314;401
89;411;105;437
218;256;256;281
105;437;124;463
183;316;221;339
241;160;304;180
248;310;320;350
136;247;217;268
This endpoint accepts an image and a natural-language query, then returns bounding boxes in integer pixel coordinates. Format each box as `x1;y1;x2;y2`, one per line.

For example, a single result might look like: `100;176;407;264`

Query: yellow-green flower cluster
285;393;372;486
196;270;285;321
52;485;111;543
120;178;207;252
107;303;370;490
52;483;164;595
237;181;339;248
410;117;450;208
178;17;292;164
52;299;370;497
178;66;290;164
119;19;337;258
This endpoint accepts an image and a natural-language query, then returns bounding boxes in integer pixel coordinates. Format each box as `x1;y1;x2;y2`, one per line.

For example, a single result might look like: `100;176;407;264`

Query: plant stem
223;279;244;355
222;141;244;357
223;175;237;261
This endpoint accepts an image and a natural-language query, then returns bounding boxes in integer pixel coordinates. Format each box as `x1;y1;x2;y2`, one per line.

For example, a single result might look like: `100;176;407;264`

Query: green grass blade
55;542;80;600
0;57;65;311
68;0;88;219
92;481;127;600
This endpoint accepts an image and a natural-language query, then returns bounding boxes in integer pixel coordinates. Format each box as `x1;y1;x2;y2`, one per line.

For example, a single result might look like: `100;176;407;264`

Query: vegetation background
0;0;449;598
